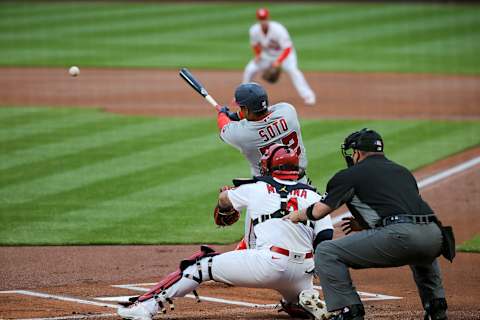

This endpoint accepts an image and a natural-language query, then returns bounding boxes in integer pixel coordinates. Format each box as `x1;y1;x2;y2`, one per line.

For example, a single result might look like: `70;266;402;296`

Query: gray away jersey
220;103;308;176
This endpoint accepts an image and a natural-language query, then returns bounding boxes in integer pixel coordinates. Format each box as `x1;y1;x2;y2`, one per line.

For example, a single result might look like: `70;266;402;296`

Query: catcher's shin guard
119;246;220;308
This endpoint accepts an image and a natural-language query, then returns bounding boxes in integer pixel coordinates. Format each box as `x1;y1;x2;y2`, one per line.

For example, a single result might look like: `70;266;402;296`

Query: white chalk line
332;155;480;225
0;290;117;309
1;155;477;319
110;283;277;308
3;314;116;320
104;282;400;304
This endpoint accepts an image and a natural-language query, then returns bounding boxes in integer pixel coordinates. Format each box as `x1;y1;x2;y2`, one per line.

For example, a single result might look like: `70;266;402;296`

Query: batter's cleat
329;304;365;320
117;298;158;320
298;289;331;320
424;298;448;320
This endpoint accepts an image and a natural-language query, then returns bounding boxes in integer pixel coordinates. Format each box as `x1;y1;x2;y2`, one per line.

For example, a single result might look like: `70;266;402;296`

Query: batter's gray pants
315;223;445;312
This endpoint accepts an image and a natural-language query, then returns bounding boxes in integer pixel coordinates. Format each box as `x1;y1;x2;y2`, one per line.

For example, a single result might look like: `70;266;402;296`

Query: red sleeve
217;112;231;130
253;44;261;58
275;47;292;65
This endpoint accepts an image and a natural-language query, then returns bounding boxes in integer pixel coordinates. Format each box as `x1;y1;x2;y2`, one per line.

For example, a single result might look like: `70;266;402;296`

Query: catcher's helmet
341;128;383;167
256;8;269;20
260;144;299;180
234;83;269;114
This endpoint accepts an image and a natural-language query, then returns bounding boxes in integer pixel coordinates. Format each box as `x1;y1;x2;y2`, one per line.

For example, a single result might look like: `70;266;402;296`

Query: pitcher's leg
243;60;260;83
282;52;315;104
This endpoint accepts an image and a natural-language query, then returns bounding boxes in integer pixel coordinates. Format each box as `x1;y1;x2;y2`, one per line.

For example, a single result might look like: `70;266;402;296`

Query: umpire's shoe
424;298;448;320
329;304;365;320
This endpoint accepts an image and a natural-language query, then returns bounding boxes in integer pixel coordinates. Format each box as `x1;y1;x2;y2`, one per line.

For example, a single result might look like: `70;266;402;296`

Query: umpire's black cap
234;83;269;114
343;128;384;152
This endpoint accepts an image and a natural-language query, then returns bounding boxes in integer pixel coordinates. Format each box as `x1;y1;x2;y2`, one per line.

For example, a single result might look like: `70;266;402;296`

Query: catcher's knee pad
131;246;219;303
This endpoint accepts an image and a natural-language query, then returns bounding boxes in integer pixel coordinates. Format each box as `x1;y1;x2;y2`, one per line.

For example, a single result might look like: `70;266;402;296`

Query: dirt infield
0;67;479;319
1;67;479;119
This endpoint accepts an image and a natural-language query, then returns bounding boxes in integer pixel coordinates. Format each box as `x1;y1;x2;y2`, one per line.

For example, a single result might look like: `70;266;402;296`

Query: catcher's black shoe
424;298;448;320
330;304;365;320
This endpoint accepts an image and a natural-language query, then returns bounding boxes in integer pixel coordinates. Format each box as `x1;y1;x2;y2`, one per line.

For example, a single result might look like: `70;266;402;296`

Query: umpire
285;128;454;320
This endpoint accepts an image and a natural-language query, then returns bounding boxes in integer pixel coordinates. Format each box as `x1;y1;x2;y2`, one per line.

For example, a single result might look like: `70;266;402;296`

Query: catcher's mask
341;128;383;167
260;144;299;180
234;83;269;114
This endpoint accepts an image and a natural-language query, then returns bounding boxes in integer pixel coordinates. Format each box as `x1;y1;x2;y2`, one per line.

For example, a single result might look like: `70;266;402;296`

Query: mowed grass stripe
390;122;480;168
354;10;480;48
1;107;480;245
0;113;143;153
0;120;197;187
0;106;53;118
0;129;221;204
303;121;426;187
0;108;111;143
1;2;478;73
18;151;246;245
0;141;243;242
0;4;251;40
0;117;190;171
0;107;87;131
296;5;471;48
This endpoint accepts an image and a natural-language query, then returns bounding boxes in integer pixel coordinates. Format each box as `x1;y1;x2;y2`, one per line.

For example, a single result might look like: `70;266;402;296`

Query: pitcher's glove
214;204;240;227
262;66;282;83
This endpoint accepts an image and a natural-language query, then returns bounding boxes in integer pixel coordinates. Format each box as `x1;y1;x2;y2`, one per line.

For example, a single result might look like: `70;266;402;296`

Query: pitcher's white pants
164;248;315;303
242;50;316;104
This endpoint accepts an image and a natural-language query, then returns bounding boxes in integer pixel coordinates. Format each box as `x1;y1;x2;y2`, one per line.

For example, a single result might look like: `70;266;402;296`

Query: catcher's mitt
262;66;282;83
214;205;240;227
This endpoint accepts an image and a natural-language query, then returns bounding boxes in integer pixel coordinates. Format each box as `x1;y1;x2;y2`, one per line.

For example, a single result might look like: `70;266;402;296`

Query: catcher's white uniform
118;178;333;319
220;102;308;180
243;21;316;105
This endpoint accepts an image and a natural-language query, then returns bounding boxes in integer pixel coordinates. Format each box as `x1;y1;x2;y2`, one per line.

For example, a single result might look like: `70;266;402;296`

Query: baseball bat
179;68;220;109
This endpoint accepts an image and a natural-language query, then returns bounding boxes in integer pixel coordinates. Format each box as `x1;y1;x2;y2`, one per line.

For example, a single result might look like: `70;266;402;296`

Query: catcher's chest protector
253;176;315;227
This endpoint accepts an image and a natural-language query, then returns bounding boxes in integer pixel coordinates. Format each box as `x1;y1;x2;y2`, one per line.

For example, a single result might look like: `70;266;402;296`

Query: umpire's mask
341;128;383;167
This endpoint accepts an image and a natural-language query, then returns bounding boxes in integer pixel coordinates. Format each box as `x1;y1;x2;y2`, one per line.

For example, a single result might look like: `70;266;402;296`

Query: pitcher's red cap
256;8;269;20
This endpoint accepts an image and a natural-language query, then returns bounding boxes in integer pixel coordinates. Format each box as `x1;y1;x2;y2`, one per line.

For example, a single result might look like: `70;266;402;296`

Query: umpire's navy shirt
321;154;434;228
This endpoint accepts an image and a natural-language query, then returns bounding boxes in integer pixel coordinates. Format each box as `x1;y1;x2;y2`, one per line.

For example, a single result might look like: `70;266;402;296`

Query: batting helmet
260;144;299;180
234;83;269;114
341;128;384;167
256;8;269;20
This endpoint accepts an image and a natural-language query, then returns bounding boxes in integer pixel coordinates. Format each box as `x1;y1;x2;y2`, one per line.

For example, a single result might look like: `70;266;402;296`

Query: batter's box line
98;282;401;306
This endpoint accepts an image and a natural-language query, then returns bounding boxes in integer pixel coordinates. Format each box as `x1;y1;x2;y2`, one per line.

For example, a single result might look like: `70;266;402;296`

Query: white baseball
69;66;80;77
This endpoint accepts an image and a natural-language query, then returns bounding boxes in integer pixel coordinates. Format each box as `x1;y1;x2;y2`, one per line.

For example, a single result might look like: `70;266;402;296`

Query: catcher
117;144;334;320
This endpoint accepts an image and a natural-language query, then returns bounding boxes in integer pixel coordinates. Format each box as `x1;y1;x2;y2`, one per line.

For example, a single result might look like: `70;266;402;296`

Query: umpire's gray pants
315;223;445;312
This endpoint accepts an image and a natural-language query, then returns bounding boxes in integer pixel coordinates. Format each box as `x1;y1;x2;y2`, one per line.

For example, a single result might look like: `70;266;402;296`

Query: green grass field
0;107;478;245
1;2;478;245
457;234;480;253
0;2;479;74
